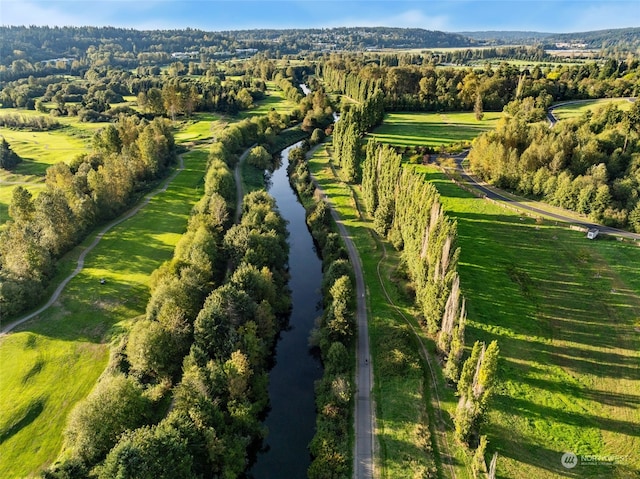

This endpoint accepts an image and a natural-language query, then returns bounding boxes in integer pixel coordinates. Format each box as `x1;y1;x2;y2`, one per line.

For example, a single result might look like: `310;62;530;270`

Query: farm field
0;138;210;479
423;165;640;478
369;111;502;148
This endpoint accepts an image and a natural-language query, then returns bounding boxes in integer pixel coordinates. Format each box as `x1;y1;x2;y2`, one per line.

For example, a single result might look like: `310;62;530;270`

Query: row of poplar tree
326;62;501;467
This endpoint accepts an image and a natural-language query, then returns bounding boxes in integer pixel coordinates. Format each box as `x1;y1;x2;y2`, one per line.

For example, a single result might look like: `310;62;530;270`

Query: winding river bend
248;142;323;478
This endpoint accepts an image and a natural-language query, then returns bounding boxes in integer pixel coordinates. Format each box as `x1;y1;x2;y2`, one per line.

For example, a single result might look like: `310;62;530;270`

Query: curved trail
1;153;186;335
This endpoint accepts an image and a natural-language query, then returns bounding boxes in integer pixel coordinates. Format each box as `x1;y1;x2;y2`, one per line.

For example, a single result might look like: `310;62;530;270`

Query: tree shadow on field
486;423;585;478
0;397;46;445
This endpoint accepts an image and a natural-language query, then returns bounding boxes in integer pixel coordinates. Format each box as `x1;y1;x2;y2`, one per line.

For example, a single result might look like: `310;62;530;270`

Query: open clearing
313;107;640;478
368;111;501;148
0;111;103;226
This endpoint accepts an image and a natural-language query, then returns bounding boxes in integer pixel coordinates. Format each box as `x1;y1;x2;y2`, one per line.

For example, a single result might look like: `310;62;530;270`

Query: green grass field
0;110;106;226
311;102;640;478
423;166;640;479
238;81;299;119
369;111;502;148
551;98;634;121
0;142;209;478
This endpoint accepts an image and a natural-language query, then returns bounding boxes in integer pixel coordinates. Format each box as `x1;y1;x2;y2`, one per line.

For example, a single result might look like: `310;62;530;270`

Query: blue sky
1;0;639;33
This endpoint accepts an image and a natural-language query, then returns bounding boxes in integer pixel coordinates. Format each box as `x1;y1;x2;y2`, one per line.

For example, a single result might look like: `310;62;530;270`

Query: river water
248;142;323;478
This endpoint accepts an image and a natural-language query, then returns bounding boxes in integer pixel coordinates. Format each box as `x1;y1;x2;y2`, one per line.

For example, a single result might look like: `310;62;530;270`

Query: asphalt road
454;154;640;241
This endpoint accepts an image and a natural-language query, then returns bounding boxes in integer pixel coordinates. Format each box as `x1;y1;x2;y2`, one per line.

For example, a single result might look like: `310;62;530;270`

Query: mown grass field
0;110;103;226
0;139;210;478
239;80;298;119
422;165;640;478
369;111;501;148
551;98;634;121
312;105;640;479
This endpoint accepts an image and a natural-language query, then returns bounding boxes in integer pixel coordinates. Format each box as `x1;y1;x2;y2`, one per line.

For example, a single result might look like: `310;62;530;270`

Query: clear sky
1;0;639;33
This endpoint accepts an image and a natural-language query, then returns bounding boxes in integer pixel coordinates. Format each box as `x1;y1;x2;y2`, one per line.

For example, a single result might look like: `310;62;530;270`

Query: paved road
454;153;640;241
0;153;186;335
307;148;374;479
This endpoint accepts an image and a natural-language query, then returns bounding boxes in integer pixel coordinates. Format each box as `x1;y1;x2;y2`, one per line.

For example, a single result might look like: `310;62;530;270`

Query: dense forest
0;25;476;70
321;53;640;112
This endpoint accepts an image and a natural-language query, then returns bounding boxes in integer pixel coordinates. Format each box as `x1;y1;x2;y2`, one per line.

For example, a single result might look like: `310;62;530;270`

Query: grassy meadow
422;166;640;478
311;106;640;478
369;111;501;148
0;109;103;226
551;98;635;121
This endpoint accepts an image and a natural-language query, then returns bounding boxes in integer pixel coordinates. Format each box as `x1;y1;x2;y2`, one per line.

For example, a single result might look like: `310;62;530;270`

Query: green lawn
551;98;634;121
369;111;502;148
238;81;298;119
0;111;106;226
309;116;640;478
0;144;209;478
423;166;640;479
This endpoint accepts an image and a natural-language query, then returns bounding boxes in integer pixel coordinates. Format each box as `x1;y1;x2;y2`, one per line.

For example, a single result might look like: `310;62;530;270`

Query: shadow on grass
0;397;46;445
493;394;640;438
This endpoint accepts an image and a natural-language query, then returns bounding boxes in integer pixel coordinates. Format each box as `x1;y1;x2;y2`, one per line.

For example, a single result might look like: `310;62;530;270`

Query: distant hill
459;27;640;50
548;27;640;49
458;30;554;44
1;25;638;69
0;26;477;67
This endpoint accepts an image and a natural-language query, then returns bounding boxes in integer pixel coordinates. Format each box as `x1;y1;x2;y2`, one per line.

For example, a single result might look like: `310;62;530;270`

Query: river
248;142;324;478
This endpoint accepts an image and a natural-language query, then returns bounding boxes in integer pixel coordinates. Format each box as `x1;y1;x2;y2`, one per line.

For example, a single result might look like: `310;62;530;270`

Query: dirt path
0;153;186;335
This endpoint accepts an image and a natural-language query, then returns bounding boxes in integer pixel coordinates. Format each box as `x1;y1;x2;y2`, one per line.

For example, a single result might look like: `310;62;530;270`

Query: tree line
469;99;640;230
360;141;500;450
1;117;175;318
321;55;640;112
